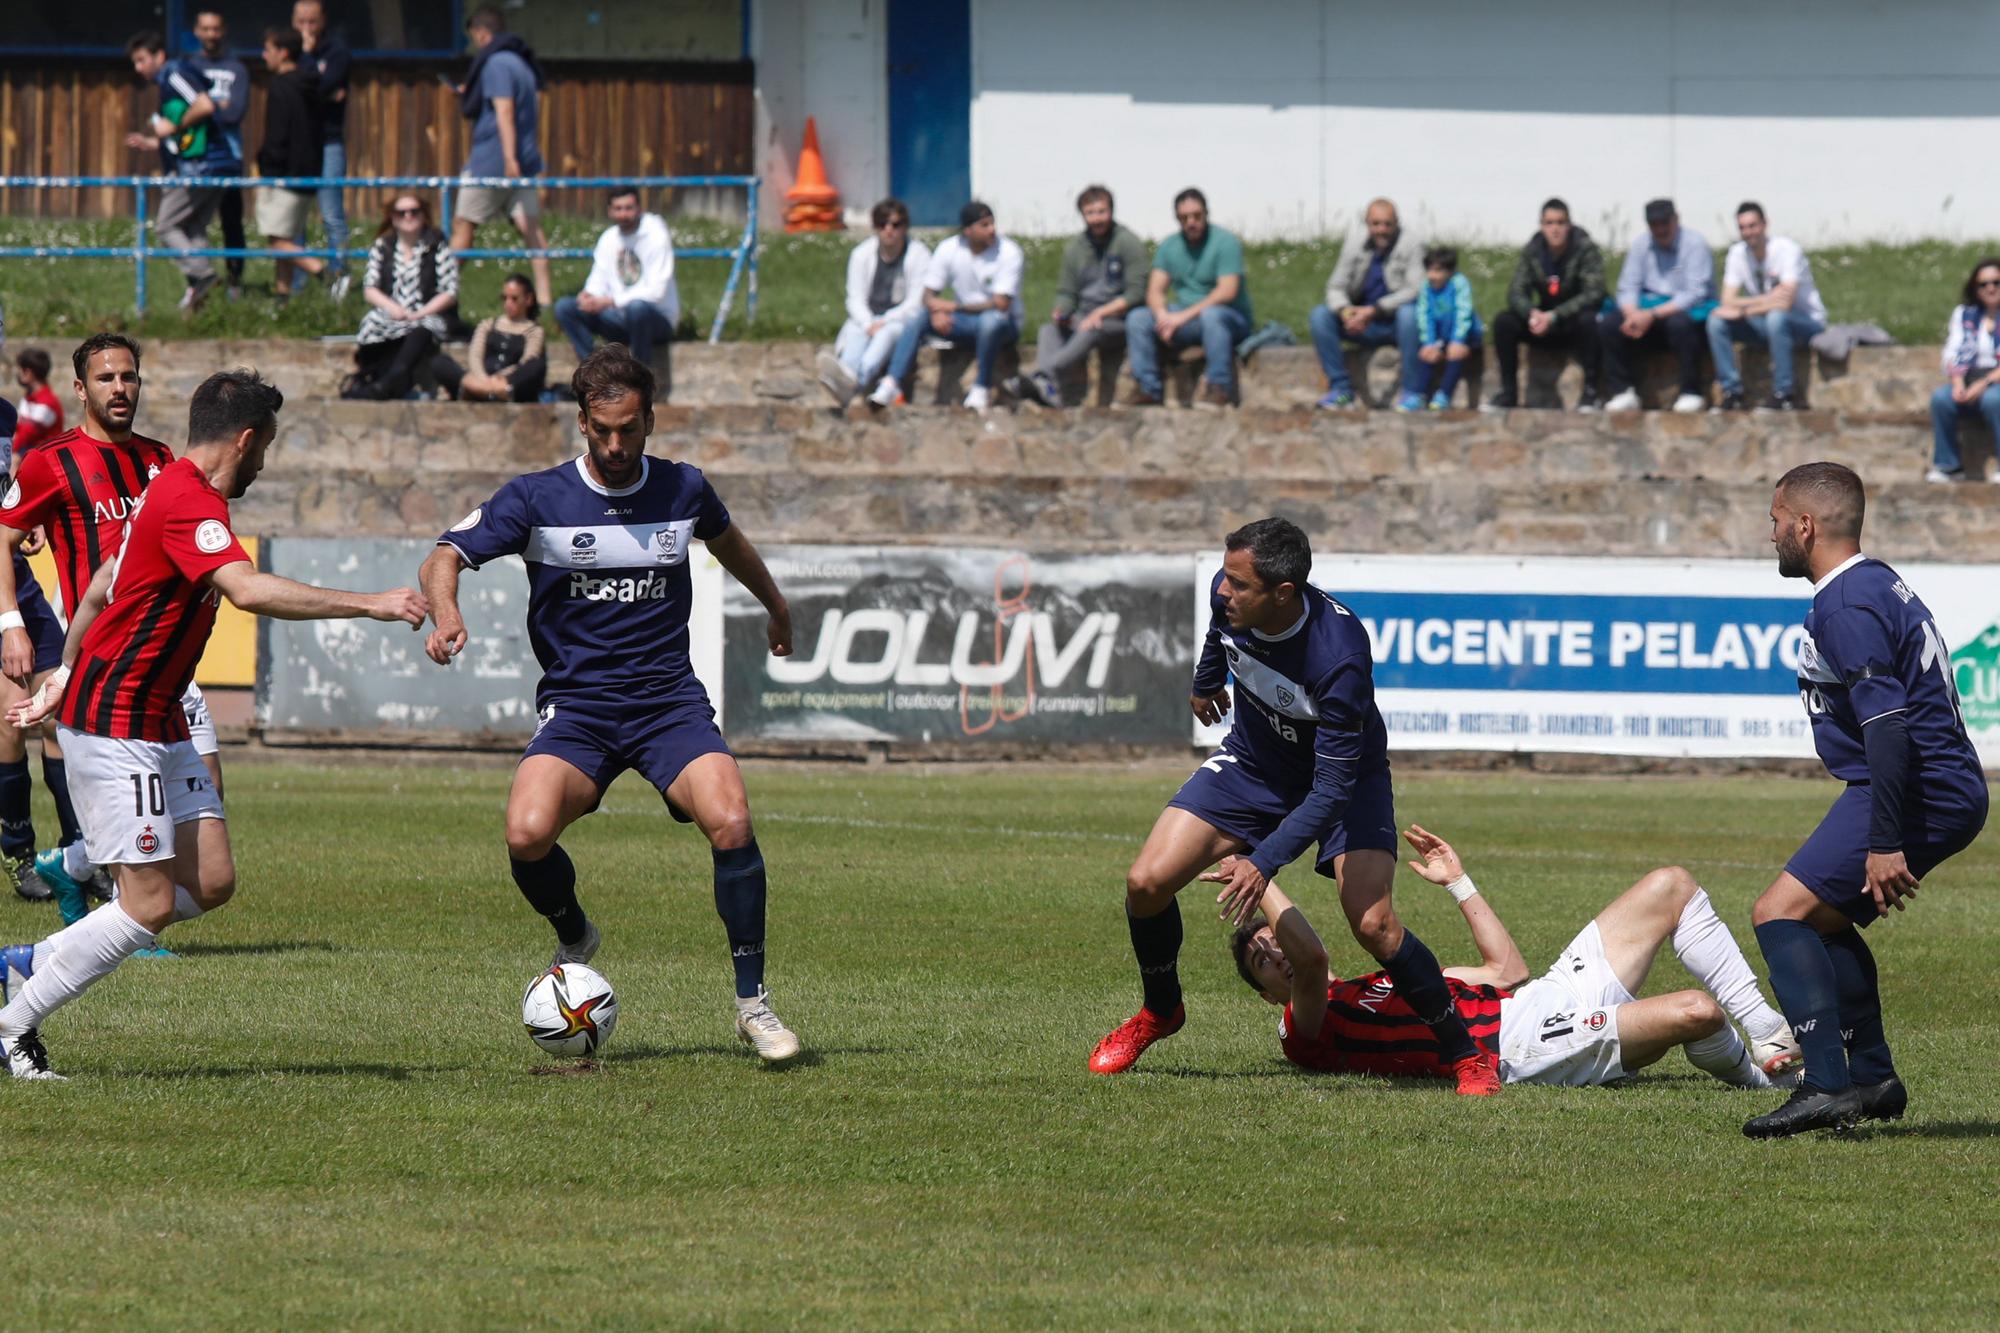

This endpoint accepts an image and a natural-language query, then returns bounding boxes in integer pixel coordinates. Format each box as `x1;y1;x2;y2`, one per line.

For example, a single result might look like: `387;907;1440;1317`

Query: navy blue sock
0;759;32;858
1823;927;1894;1084
1381;928;1477;1063
41;757;80;847
1128;900;1183;1017
1755;919;1850;1092
1438;359;1465;397
713;840;767;999
510;844;587;946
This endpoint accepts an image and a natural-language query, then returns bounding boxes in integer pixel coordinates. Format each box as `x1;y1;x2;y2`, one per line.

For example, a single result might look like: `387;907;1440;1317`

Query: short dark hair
466;5;506;34
72;333;141;383
1776;462;1865;542
1424;245;1458;271
607;186;640;209
572;344;657;414
1961;258;2000;306
1736;200;1766;222
870;197;909;229
1174;187;1207;214
187;369;284;446
1229;917;1268;994
958;200;994;230
1540;197;1569;220
16;349;52;381
502;272;540;319
1224;517;1312;592
125;30;167;57
1076;184;1113;213
265;26;303;60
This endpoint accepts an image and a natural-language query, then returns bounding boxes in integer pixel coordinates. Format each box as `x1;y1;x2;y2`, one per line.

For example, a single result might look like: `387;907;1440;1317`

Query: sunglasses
1176;211;1205;223
879;219;908;230
1979;279;2000;290
393;206;425;217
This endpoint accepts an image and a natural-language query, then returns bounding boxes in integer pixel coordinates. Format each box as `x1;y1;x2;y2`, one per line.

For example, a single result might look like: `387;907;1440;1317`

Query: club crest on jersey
653;528;681;562
450;507;483;532
1276;686;1295;708
146;463;162;481
1584;1010;1609;1032
135;825;160;855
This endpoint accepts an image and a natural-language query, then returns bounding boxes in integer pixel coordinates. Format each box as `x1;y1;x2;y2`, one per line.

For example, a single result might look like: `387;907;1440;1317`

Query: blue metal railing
0;173;759;344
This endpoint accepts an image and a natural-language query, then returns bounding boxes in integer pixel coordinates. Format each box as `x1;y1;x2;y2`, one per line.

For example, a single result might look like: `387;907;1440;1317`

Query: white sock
1684;1025;1770;1087
31;918;80;973
172;886;204;923
0;901;155;1037
62;841;94;881
1674;888;1788;1043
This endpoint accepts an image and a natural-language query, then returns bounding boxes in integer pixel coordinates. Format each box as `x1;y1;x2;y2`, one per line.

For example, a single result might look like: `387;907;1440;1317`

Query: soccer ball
522;963;620;1056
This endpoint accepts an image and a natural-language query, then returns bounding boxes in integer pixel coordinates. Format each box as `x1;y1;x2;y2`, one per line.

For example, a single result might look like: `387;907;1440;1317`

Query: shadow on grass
606;1042;895;1071
1844;1119;2000;1140
173;940;341;958
127;1061;448;1081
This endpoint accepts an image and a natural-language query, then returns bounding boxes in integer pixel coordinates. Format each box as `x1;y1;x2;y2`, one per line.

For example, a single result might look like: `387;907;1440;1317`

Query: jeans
155;169;223;283
1126;304;1252;395
1599;306;1705;395
1929;381;2000;473
1706;308;1824;396
555;297;677;364
218;184;246;283
886;309;1020;390
349;329;439;400
1308;302;1422;395
834;316;914;386
292;143;350;291
1035;314;1127;380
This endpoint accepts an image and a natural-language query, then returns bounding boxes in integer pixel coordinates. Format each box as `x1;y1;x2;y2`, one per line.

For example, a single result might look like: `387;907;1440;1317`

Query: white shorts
181;682;219;757
58;725;225;867
455;182;540;226
1496;921;1637;1087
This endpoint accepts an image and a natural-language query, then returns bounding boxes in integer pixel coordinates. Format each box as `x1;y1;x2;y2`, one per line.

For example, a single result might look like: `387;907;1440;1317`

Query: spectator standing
1708;203;1828;411
1125;188;1254;409
1405;247;1482;411
123;32;224;311
344;194;459;401
1019;184;1149;408
12;352;62;454
870;201;1024;413
453;6;553;309
554;189;681;367
434;274;547;402
1600;199;1715;413
1927;258;2000;484
187;10;250;300
292;1;352;286
255;27;329;299
816;197;932;408
1488;198;1604;411
1310;198;1424;409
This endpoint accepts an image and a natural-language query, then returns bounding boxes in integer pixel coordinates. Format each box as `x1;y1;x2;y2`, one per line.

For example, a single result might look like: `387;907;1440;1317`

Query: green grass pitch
3;759;1995;1327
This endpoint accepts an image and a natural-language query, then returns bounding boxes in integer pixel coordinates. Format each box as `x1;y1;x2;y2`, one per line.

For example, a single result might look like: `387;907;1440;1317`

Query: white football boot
735;987;801;1063
550;920;601;971
2;1029;64;1081
1751;1027;1803;1077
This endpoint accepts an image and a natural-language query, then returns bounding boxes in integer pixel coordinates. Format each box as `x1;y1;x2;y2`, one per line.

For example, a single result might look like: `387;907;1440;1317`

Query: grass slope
3;760;1996;1327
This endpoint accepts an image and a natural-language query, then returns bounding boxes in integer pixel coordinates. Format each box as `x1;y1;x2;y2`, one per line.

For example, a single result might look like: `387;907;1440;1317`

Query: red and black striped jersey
1280;971;1507;1078
59;459;248;743
0;427;175;617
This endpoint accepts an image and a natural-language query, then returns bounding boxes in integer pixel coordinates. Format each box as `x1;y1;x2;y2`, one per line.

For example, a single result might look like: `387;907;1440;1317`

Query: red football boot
1088;1004;1186;1074
1449;1051;1502;1096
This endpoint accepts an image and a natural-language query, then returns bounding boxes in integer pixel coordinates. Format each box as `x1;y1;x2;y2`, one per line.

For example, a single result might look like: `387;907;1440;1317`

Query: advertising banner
723;546;1195;744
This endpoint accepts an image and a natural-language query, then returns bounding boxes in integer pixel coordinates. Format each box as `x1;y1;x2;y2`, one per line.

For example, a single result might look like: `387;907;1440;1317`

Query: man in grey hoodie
1019;185;1150;407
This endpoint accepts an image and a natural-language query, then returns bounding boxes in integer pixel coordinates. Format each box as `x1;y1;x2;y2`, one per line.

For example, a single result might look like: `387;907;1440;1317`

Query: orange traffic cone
786;117;839;205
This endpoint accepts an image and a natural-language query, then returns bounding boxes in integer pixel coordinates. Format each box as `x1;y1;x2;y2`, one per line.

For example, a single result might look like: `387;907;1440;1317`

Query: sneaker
1393;391;1426;413
1;1029;62;1081
1603;389;1641;413
1428;391;1452;411
5;852;50;902
816;352;859;407
550;919;601;971
226;285;245;303
1574;389;1601;413
1028;371;1061;408
1449;1051;1502;1096
1751;1029;1803;1077
963;384;991;413
1121;385;1163;408
1671;392;1708;414
866;376;904;410
1718;390;1747;411
734;986;802;1063
1925;467;1967;484
1316;388;1357;410
1758;392;1800;413
2;943;32;1004
1482;390;1518;412
34;848;87;926
1854;1075;1908;1123
1088;1002;1185;1074
1742;1084;1864;1139
327;272;353;302
179;272;220;313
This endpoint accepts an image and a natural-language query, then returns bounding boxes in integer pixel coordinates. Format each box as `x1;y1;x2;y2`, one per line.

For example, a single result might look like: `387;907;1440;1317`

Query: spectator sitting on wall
256;27;331;300
291;0;352;288
452;5;553;308
1708;202;1827;412
869;200;1025;414
1600;198;1715;413
188;10;251;300
817;197;932;408
12;351;62;454
342;194;459;401
123;31;224;312
1404;247;1482;412
1927;257;2000;484
1124;188;1254;409
1309;197;1424;410
1487;197;1604;412
1016;184;1149;409
554;188;681;370
434;273;547;402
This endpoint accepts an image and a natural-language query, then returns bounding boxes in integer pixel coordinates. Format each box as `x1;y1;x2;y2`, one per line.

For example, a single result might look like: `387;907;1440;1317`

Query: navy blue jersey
1797;555;1983;794
440;455;730;702
1192;573;1390;877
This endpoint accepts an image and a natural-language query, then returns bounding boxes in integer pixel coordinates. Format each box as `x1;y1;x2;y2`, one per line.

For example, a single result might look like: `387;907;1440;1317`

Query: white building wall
751;0;890;230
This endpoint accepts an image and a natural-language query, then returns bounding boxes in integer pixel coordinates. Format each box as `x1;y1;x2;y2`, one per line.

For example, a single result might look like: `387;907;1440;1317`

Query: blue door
887;0;971;227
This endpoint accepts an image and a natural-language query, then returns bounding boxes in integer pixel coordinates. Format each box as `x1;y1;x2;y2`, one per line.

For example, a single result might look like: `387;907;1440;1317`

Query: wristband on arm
1441;872;1479;904
0;611;22;633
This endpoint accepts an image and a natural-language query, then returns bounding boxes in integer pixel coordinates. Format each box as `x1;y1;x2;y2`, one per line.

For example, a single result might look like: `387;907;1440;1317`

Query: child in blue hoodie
1404;247;1483;410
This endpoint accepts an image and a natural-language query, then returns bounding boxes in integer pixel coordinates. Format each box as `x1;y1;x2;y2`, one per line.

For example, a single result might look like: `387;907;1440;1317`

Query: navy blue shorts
1166;751;1397;878
1786;780;1989;925
14;554;63;674
523;679;733;820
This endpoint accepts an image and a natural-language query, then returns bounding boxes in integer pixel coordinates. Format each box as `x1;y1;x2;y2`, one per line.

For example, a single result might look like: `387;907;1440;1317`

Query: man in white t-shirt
1707;202;1827;412
869;200;1024;413
554;188;680;368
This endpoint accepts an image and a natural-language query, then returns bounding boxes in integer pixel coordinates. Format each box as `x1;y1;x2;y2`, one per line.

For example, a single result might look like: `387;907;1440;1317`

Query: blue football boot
33;848;88;925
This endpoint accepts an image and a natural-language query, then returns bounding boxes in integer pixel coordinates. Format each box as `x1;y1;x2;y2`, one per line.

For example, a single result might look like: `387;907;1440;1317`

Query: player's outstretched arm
7;558;115;729
418;545;472;664
0;523;34;686
1264;882;1331;1038
705;525;793;657
1403;824;1530;989
207;561;428;626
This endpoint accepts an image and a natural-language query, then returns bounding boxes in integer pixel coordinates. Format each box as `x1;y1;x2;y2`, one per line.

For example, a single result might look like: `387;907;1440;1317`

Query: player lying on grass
1223;824;1804;1090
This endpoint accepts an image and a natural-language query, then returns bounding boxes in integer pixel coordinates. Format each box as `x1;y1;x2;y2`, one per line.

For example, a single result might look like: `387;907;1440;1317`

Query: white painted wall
751;0;890;230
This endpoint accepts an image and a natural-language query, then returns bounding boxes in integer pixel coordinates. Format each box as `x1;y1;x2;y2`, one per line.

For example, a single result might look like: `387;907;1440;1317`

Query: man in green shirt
1125;189;1253;409
1019;184;1150;408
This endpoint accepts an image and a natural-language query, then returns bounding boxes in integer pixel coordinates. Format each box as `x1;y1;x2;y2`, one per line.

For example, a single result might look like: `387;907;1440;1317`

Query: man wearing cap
1598;199;1716;413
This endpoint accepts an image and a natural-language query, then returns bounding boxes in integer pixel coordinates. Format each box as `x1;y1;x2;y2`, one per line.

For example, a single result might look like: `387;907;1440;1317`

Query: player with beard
0;369;426;1079
419;344;804;1063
